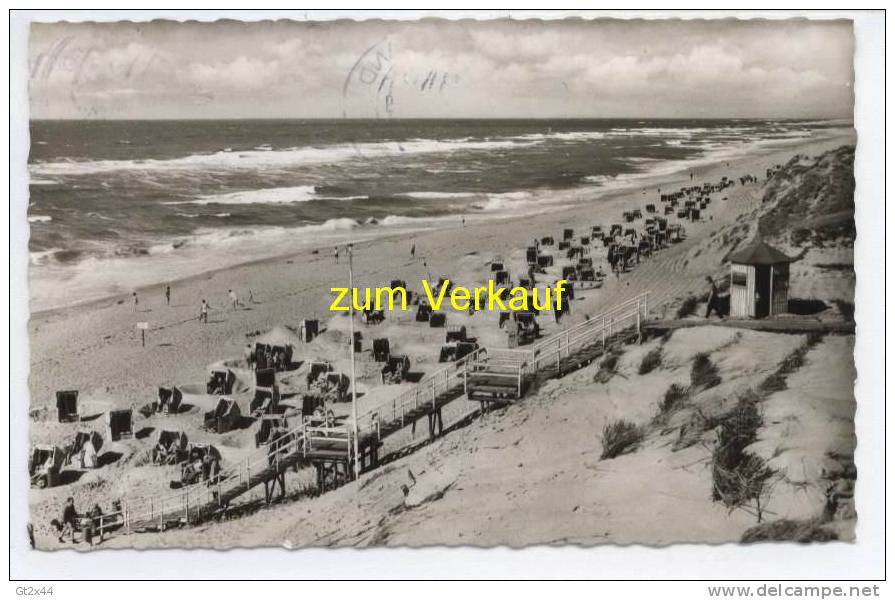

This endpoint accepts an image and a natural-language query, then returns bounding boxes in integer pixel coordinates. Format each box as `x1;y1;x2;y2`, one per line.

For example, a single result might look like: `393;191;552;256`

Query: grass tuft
691;353;722;390
600;420;643;460
741;518;837;543
675;295;701;319
659;383;689;415
638;348;663;375
711;393;775;521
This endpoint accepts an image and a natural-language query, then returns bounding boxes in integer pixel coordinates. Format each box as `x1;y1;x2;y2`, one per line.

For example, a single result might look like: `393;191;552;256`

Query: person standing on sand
228;289;239;311
165;285;171;306
410;242;416;258
199;299;209;324
704;276;723;319
132;291;139;312
334;246;339;263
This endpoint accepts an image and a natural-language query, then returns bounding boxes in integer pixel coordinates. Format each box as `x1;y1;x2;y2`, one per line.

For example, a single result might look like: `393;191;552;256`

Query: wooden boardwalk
107;293;652;537
644;317;854;335
465;293;650;403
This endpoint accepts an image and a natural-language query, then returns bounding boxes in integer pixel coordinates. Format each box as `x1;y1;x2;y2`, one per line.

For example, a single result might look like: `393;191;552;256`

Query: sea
27;118;852;312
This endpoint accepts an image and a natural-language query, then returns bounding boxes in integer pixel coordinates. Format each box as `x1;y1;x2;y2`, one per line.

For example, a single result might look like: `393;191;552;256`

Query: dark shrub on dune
600;420;643;459
593;348;621;384
741;518;837;543
675;295;701;319
659;383;689;415
712;394;775;521
638;348;663;375
690;353;721;390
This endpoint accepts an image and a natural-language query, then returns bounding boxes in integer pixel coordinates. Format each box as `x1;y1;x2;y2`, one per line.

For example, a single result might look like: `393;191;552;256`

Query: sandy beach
28;130;856;549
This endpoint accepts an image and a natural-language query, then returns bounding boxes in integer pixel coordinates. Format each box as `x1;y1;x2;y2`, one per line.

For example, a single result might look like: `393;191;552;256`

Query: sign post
136;322;148;347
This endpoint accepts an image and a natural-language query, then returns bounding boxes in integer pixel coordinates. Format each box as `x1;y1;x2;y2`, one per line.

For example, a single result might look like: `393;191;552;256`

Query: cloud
182;56;283;91
28;18;854;119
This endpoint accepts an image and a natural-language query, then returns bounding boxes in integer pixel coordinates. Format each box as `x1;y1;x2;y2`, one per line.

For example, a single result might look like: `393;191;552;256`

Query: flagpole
347;243;361;484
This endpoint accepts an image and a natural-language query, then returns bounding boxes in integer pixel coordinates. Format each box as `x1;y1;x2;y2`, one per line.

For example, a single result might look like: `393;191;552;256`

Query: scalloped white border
6;7;886;582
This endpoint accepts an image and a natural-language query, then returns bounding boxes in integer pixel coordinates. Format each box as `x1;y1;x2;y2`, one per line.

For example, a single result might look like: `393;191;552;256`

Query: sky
28;18;855;120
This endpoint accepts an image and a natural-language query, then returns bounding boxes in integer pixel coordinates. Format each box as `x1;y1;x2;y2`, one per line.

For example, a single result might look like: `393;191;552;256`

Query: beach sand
27;130;856;548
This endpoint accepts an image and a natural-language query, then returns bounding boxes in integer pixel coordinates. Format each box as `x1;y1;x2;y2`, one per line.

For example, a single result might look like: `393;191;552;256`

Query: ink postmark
341;37;460;120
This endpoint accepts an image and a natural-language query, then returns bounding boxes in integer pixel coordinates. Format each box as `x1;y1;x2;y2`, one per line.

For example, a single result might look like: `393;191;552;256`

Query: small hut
728;238;796;318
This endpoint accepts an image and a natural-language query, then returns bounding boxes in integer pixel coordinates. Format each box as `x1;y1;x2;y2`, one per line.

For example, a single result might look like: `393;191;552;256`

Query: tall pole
347;243;361;483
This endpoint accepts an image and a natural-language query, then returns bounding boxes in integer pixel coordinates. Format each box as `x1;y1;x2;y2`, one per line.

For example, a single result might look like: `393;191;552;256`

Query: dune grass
638;347;663;375
600;420;643;459
691;352;722;390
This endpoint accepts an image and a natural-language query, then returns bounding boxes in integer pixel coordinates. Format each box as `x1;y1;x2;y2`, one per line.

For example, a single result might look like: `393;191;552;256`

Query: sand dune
29;131;856;549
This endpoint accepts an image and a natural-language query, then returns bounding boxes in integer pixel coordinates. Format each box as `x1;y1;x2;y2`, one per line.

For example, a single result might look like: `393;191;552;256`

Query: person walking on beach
228;289;239;311
334;246;340;264
165;285;171;306
199;299;209;324
410;242;416;258
57;497;79;544
132;291;139;313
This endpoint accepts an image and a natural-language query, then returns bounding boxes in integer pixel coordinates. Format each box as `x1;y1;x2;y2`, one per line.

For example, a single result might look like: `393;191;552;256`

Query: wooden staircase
103;292;650;538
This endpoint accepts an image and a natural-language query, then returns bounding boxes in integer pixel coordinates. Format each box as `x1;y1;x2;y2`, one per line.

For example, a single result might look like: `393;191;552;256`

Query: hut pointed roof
727;238;795;265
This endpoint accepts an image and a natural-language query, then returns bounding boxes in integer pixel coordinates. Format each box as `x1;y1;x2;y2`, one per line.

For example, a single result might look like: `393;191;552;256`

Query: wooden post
768;265;775;317
602;316;606;348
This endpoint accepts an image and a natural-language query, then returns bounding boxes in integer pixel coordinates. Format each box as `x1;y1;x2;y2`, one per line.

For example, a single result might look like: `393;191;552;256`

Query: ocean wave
582;173;644;186
469;191;534;211
402;191;476;200
29;136;542;177
171;186;371;206
29;178;58;186
173;185;320;206
28;215;53;223
30;248;83;265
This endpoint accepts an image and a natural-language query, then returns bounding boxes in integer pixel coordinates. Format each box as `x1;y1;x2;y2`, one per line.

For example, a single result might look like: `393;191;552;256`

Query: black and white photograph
8;7;887;586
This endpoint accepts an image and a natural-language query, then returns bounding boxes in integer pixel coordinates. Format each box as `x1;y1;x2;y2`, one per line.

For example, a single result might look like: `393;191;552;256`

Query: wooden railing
467;292;650;379
102;292;650;537
95;425;310;534
355;347;486;442
524;291;649;373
